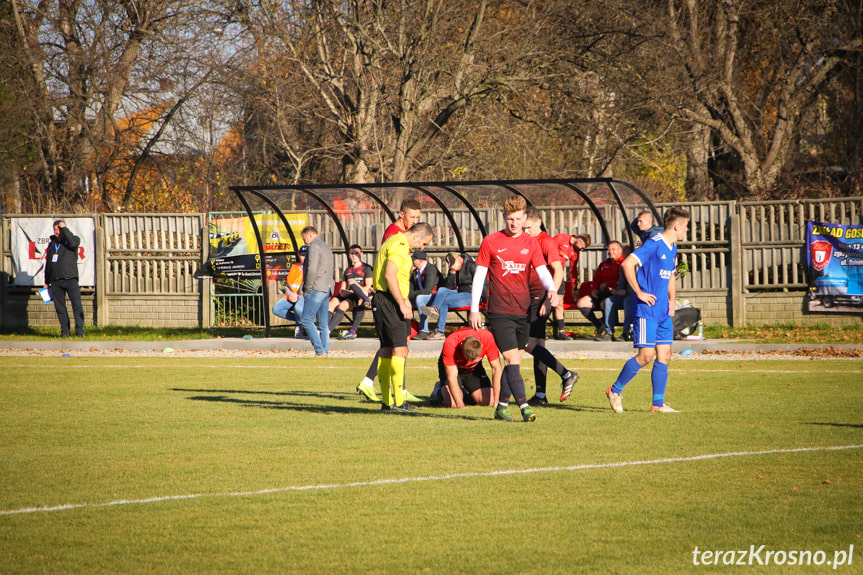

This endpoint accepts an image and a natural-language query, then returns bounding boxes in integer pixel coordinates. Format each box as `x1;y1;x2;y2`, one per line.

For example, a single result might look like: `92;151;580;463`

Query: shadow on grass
171;388;488;420
804;422;863;429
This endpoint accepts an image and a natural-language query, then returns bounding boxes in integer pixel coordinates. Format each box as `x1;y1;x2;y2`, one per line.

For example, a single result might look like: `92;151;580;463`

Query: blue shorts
632;315;674;348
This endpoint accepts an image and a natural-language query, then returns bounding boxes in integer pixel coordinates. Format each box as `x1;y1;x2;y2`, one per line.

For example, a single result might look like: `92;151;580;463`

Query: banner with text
10;218;96;287
806;221;863;312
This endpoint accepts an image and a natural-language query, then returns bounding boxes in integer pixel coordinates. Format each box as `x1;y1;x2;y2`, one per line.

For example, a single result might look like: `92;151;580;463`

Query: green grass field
1;356;861;574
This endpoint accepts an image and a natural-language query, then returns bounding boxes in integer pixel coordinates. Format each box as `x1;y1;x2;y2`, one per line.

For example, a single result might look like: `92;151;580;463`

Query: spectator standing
606;208;690;414
272;245;308;337
44;219;85;338
469;196;558;423
372;223;434;411
551;232;591;339
431;327;502;408
328;244;373;340
300;226;335;357
576;241;624;340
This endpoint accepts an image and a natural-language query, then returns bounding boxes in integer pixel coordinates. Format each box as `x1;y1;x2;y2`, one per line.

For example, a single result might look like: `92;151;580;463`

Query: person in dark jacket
409;250;440;336
632;210;664;243
416;252;483;340
43;219;85;337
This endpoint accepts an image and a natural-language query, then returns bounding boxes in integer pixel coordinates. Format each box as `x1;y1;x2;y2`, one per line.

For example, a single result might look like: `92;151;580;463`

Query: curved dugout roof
229;178;659;335
230;178;659;255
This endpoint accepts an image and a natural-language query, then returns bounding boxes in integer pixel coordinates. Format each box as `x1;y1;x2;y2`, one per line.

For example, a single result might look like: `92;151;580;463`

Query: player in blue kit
605;207;690;413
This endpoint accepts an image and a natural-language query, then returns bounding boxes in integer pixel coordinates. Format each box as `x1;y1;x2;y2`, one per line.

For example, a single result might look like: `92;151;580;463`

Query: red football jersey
529;231;562;298
554;233;581;282
441;327;499;373
476;230;547;316
382;222;406;244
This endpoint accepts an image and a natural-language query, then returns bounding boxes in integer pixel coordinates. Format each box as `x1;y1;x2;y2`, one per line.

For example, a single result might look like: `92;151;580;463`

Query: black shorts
486;312;529;353
372;291;410;348
437;358;490;403
528;298;551;339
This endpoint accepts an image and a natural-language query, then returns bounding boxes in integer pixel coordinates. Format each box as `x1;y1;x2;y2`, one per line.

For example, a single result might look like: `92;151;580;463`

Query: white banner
11;218;96;287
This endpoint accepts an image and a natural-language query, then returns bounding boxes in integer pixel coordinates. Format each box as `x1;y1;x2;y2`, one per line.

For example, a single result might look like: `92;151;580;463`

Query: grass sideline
1;356;861;574
1;321;862;343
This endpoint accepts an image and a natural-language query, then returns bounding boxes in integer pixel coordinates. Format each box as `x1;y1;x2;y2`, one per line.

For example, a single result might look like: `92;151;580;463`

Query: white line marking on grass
3;444;861;516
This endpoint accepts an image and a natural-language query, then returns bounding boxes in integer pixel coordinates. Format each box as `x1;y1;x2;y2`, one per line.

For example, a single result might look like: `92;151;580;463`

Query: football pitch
1;355;861;574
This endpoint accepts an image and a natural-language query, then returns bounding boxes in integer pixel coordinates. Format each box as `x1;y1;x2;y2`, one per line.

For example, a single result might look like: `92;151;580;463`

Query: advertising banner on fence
10;217;96;287
806;221;863;312
208;213;308;259
207;213;306;283
209;253;291;282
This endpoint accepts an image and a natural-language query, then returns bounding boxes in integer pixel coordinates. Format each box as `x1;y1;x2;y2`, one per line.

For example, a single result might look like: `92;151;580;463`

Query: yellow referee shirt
372;232;412;298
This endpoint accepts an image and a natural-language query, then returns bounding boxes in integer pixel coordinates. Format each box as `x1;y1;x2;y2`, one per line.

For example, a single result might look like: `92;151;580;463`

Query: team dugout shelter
229;179;659;337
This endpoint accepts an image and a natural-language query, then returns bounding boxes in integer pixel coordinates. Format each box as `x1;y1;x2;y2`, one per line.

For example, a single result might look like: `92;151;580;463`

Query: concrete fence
2;197;862;331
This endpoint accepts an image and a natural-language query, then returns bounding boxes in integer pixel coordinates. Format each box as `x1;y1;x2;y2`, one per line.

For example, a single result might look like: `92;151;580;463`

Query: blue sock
651;362;669;407
612;356;642;394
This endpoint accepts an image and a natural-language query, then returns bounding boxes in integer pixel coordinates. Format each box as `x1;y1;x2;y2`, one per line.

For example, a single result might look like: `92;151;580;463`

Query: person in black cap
408;250;440;338
44;219;85;338
417;251;482;340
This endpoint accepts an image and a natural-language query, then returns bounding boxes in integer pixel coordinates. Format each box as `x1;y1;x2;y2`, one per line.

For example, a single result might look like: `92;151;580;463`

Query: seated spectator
272;245;307;337
430;327;502;408
575;241;624;340
552;232;591;339
328;244;373;340
408;250;440;337
418;252;482;340
632;210;664;243
604;245;634;341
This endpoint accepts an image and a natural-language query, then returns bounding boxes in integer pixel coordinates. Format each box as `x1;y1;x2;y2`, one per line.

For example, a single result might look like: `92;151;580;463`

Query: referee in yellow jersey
371;222;434;411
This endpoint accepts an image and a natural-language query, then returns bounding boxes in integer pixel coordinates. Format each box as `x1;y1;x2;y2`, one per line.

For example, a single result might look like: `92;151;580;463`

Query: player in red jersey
469;196;558;422
432;327;502;408
551;232;591;339
382;198;422;242
523;207;579;404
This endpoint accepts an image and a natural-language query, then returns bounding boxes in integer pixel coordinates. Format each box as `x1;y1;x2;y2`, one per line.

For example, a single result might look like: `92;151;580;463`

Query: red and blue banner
806;221;863;312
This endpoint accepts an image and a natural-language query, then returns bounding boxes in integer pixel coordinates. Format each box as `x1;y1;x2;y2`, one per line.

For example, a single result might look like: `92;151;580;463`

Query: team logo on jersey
496;255;527;276
521;248;530;255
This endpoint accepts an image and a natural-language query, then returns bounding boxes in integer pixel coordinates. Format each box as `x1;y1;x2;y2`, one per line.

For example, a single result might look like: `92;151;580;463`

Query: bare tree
7;0;243;212
660;0;862;198
239;0;556;184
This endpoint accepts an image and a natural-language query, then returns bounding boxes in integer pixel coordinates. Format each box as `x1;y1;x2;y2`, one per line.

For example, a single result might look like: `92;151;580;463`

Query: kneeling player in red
432;327;502;408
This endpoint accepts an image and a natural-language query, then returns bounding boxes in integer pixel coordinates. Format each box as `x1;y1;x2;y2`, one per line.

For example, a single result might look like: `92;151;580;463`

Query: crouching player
432;327;502;408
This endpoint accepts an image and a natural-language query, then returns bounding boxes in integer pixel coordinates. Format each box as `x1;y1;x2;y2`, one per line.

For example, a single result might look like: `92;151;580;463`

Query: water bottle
696;320;703;338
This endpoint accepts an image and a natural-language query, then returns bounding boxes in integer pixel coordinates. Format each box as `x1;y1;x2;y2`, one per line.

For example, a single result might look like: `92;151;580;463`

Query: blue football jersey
631;234;677;322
